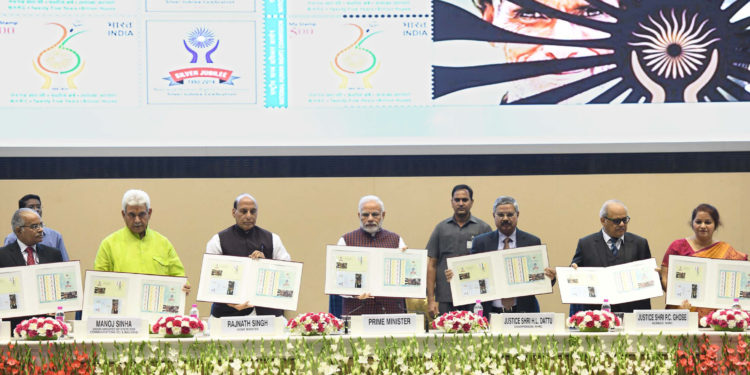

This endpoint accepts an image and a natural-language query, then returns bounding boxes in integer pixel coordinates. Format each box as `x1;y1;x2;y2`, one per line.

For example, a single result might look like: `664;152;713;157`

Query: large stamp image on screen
0;17;138;106
287;16;431;107
146;20;257;104
432;0;750;105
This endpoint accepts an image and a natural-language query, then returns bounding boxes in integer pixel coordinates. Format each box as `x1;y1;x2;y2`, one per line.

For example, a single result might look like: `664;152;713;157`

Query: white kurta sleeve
398;237;407;249
205;234;223;254
271;233;291;261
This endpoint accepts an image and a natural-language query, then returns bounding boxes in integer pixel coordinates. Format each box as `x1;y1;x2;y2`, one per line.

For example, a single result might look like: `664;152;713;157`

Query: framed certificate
82;271;186;321
0;261;82;318
447;245;553;306
666;255;750;309
557;258;662;305
324;245;427;298
196;254;303;311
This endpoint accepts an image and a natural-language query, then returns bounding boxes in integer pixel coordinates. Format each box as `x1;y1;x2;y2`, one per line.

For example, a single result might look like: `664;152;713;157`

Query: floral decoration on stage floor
431;310;488;333
151;315;204;338
567;310;621;332
14;317;69;340
700;308;750;331
287;312;342;335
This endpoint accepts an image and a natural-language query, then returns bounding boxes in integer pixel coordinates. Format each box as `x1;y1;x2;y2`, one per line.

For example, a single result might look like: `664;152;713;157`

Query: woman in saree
660;203;747;318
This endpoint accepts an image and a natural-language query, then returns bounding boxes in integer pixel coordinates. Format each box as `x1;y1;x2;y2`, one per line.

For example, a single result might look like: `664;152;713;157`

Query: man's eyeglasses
605;216;630;225
21;223;44;230
360;212;381;218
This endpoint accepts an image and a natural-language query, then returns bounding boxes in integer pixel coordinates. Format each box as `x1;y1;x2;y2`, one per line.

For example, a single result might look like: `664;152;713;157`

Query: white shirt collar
601;229;624;247
16;240;35;251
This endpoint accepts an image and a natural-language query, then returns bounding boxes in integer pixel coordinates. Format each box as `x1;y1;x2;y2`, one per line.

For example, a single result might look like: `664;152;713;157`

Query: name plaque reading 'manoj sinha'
350;314;424;335
491;313;565;334
75;317;148;339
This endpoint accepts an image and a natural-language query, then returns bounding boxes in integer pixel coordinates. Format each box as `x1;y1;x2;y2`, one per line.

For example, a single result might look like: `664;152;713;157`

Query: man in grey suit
447;196;555;315
0;208;63;332
569;199;652;314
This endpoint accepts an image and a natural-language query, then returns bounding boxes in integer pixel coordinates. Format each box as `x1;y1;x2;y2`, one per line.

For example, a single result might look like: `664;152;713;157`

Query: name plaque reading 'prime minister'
491;313;564;334
81;317;147;339
350;314;423;335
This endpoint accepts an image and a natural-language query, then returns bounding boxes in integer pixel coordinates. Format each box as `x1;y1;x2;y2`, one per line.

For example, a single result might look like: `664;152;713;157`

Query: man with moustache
0;208;63;332
447;196;555;314
4;194;69;261
206;193;291;318
94;189;189;293
569;199;652;314
335;195;407;315
426;185;491;316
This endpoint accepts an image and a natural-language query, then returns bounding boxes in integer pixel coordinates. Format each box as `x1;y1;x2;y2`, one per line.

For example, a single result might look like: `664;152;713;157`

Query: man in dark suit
569;199;652;315
472;196;555;315
447;196;555;316
0;208;63;333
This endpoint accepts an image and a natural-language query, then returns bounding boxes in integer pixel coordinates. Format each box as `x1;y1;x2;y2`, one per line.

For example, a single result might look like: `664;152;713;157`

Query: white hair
599;199;628;218
122;189;151;211
234;193;257;208
11;208;39;232
358;195;385;213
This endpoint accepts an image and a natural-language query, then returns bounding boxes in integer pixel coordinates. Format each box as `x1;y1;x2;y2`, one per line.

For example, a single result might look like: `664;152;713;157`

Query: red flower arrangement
287;312;342;335
151;315;205;338
567;310;621;332
431;310;488;333
699;308;750;331
14;317;69;340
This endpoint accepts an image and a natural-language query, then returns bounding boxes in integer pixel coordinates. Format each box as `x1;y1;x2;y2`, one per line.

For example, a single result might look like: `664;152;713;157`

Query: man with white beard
335;195;407;315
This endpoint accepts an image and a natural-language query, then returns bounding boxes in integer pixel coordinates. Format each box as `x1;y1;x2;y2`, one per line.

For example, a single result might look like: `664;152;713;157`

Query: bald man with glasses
569;199;652;315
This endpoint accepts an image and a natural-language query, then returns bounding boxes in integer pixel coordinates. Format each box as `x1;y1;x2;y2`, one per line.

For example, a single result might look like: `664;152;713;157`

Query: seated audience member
660;203;747;318
206;193;291;318
4;194;69;261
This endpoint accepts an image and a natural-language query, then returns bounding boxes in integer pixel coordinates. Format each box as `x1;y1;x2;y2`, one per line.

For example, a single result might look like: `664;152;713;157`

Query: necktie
25;247;35;265
501;237;515;310
610;238;619;258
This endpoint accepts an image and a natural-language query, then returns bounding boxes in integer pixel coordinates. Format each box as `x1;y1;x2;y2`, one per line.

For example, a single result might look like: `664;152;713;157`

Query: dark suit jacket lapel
37;245;56;264
595;231;612;265
5;242;27;266
619;235;632;262
516;229;529;247
486;231;500;251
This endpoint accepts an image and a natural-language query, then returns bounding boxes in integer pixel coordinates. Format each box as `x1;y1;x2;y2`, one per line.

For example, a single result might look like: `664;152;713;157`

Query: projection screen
1;0;749;156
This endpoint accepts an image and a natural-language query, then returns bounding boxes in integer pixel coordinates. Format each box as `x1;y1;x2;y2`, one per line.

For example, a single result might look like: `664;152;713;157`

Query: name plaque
79;317;147;339
491;313;564;334
350;314;423;335
210;316;285;338
624;310;697;332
